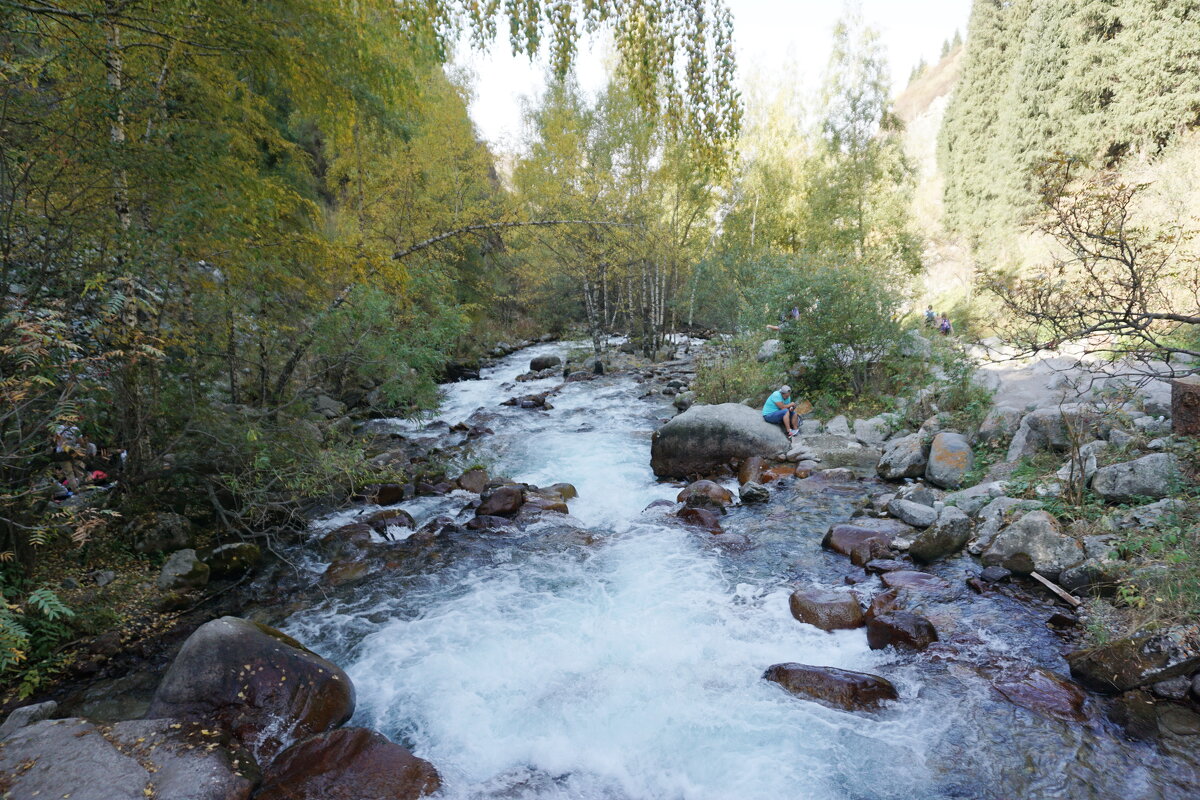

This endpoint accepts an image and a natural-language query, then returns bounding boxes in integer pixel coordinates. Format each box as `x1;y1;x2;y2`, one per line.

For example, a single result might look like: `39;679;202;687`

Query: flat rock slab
764;663;898;712
881;571;951;592
0;718;254;800
985;665;1088;723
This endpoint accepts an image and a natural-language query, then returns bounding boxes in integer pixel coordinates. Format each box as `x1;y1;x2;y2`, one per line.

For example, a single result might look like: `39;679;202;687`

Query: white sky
452;0;973;154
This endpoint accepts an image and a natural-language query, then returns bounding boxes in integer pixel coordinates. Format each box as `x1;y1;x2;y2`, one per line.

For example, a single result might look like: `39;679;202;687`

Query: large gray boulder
757;339;783;362
887;498;938;528
157;549;210;591
1091;453;1181;503
926;432;973;489
909;506;972;563
0;700;57;739
981;510;1084;580
968;496;1044;555
853;415;895;447
944;482;1007;516
146;616;355;762
977;405;1022;444
876;433;927;480
650;403;789;478
129;512;196;554
1007;405;1101;461
0;717;254;800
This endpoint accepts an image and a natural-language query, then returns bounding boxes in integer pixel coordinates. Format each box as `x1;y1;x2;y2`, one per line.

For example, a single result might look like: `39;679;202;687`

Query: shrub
692;336;786;406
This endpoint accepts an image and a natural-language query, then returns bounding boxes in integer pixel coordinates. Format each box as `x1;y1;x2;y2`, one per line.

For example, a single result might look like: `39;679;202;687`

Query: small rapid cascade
285;342;1196;800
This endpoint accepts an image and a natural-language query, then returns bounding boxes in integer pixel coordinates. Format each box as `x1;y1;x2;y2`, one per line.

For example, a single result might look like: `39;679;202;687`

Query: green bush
692;336;786;406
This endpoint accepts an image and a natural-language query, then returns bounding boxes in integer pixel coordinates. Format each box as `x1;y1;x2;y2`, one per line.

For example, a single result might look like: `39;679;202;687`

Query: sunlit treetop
396;0;742;157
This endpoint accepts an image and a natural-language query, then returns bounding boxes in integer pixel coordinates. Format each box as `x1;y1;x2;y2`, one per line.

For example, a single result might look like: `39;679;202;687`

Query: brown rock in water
466;515;512;531
145;617;355;762
1066;627;1200;693
363;509;415;534
457;467;489;494
881;570;951;592
763;663;898;712
789;588;865;631
477;485;525;517
984;664;1087;723
866;612;938;651
1108;690;1161;740
545;482;579;500
320;523;373;560
863;559;909;575
864;589;900;621
738;456;765;485
365;483;405;505
822;524;892;567
677;479;735;510
759;465;797;484
256;727;440;800
677;507;724;534
523;496;569;514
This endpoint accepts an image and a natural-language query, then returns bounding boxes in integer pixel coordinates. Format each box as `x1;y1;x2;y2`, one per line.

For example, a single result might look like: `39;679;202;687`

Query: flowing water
284;342;1199;800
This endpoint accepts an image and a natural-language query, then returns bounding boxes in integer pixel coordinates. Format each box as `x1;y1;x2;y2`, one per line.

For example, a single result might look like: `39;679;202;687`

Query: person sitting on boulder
762;385;800;438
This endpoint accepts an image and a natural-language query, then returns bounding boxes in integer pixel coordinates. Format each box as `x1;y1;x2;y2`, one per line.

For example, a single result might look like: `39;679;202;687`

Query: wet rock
1150;676;1192;701
673;391;696;412
129;511;196;555
457;467;489;494
864;589;900;620
1067;627;1200;693
863;559;909;575
760;465;797;483
145;616;355;762
982;510;1083;580
363;508;416;536
362;483;406;505
255;727;440;800
1159;705;1200;736
0;700;57;739
201;542;262;578
789;588;865;631
763;663;898;712
926;432;973;489
466;515;512;531
157;549;210;591
866;612;938;651
887;498;937;528
706;532;751;551
986;665;1087;722
529;354;562;372
880;571;951;592
908;506;972;563
980;566;1012;583
0;717;255;800
1108;690;1160;740
650;403;789;478
522;496;569;514
477;485;525;517
1091;453;1181;503
320;523;373;560
822;524;892;567
677;479;735;510
541;482;579;500
677;507;724;534
739;481;770;504
737;456;765;485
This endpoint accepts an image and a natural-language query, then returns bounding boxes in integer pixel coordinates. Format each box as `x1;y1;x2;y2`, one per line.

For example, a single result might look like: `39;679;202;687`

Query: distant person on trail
763;385;801;438
924;305;936;328
766;304;801;332
938;313;953;336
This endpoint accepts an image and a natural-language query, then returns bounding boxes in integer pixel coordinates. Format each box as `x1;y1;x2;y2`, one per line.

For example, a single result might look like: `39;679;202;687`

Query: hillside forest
1;0;1199;704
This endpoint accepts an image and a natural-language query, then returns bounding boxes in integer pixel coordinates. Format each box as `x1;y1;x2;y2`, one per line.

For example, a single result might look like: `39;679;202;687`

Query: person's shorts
763;409;787;423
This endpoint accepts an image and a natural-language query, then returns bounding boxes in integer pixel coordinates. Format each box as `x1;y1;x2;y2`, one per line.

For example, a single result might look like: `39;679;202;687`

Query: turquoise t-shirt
762;390;786;416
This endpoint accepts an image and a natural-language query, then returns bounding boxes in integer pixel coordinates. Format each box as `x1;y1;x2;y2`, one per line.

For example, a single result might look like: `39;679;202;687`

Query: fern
25;587;74;622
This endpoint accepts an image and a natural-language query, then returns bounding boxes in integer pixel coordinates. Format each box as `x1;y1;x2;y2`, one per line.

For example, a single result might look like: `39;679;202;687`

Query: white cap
781;385;791;393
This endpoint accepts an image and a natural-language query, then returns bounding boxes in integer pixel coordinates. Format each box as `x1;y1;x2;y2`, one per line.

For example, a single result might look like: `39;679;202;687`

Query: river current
283;342;1198;800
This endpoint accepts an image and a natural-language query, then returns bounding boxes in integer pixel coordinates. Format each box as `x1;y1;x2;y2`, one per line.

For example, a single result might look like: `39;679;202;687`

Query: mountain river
282;341;1198;800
